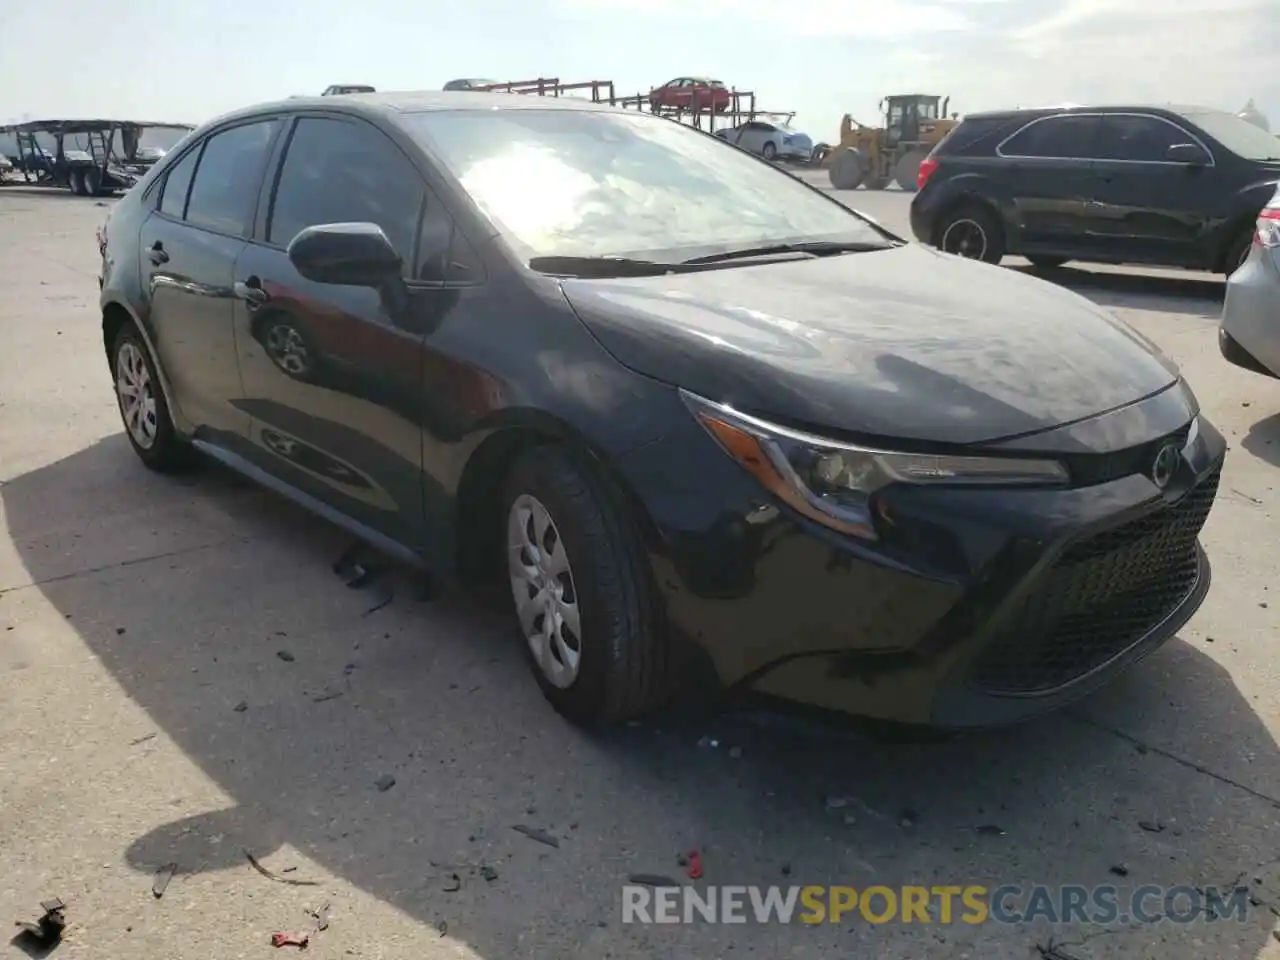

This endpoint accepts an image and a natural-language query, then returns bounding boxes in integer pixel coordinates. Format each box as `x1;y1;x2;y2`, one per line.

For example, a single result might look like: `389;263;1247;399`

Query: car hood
560;243;1180;445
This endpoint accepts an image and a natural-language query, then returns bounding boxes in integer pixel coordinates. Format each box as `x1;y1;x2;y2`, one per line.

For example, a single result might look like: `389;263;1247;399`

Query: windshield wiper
681;240;899;265
528;255;681;278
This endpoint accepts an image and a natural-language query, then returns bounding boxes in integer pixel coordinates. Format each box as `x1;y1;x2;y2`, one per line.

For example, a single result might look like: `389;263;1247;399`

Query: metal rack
471;77;790;135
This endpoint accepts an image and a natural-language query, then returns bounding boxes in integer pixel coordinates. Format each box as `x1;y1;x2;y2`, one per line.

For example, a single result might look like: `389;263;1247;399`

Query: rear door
139;118;281;435
994;114;1101;252
1087;113;1220;266
734;122;770;155
232;113;461;546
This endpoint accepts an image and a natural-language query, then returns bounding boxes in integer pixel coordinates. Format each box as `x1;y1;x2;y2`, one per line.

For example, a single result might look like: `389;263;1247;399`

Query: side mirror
287;222;403;288
1166;143;1207;165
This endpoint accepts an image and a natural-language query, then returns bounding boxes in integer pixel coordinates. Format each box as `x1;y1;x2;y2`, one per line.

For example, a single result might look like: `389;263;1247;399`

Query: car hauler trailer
464;76;792;136
0;119;193;196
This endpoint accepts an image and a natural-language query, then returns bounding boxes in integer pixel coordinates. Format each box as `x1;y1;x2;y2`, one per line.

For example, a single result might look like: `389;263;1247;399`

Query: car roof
962;103;1221;122
203;90;639;130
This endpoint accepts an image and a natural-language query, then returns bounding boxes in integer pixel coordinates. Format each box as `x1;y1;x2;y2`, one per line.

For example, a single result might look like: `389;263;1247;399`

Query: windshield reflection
404;109;887;261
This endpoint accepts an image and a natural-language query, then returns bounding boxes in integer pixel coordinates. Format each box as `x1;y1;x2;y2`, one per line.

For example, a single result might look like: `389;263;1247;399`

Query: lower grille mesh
970;464;1220;694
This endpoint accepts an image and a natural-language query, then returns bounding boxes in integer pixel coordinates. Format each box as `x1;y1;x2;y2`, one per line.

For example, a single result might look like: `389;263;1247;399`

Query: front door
138;118;281;437
1086;113;1220;267
232;114;437;548
995;113;1101;253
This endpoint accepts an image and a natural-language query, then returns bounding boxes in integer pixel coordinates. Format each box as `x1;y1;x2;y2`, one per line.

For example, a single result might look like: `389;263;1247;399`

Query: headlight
682;390;1069;540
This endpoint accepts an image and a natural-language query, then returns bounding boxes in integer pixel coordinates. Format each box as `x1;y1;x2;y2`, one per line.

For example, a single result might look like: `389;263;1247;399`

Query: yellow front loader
826;94;958;192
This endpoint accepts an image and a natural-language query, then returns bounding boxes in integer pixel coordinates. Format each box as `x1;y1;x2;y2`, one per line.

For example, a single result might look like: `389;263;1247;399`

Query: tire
502;446;669;726
1224;228;1254;277
935;203;1006;265
83;167;101;197
1026;255;1069;269
894;149;927;191
110;322;191;472
68;170;83;195
761;141;777;162
828;147;866;190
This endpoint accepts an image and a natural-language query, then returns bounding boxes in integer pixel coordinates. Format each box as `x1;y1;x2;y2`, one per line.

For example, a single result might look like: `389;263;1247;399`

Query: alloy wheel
940;219;989;260
507;493;582;689
265;323;310;375
115;341;158;449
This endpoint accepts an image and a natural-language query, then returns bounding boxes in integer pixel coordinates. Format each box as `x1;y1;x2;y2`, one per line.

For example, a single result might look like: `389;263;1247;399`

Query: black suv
910;104;1280;275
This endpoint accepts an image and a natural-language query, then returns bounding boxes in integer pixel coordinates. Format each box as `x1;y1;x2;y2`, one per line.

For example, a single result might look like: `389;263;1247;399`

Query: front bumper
620;388;1224;729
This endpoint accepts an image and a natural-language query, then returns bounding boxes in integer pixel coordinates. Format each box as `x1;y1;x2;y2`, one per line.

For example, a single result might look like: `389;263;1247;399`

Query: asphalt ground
2;182;1278;959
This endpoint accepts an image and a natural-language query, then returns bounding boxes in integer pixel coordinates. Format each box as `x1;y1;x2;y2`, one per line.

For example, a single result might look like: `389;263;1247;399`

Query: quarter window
184;120;280;235
415;190;482;282
1000;115;1100;159
267;117;424;271
158;147;199;219
1093;115;1197;162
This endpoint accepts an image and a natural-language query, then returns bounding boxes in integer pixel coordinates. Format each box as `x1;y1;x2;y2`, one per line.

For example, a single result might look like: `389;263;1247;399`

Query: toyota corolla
97;92;1224;729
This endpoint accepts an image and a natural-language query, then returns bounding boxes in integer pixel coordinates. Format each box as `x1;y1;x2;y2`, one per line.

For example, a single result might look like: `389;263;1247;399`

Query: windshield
1177;109;1280;160
402;109;888;261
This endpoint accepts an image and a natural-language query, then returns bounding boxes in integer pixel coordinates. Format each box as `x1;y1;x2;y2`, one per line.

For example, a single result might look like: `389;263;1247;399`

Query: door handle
233;276;270;308
148;241;168;265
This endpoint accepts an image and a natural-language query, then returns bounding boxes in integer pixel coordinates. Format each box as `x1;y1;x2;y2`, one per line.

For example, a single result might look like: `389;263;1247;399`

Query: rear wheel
83;168;101;197
894;149;927;191
1026;255;1069;269
936;203;1005;265
111;322;190;472
68;170;84;195
502;446;669;726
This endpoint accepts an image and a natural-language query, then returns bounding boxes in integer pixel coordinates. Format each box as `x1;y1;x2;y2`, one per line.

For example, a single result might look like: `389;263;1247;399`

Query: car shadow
1008;264;1225;317
1242;411;1280;468
3;434;1278;958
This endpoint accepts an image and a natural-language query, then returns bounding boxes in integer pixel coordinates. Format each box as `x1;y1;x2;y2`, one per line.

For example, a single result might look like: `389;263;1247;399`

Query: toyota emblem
1151;443;1180;489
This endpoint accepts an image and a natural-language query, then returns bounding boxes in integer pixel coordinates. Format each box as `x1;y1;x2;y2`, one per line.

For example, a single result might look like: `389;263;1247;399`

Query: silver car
716;120;814;162
1220;184;1280;377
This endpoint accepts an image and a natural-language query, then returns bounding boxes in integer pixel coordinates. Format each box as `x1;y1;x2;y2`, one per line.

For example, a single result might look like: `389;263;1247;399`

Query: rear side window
267;116;424;270
159;147;199;219
185;120;280;235
934;117;1019;155
999;115;1100;159
1093;115;1195;162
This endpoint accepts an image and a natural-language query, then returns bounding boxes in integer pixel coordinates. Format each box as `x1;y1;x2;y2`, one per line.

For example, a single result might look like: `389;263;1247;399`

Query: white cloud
555;0;983;37
889;0;1277;119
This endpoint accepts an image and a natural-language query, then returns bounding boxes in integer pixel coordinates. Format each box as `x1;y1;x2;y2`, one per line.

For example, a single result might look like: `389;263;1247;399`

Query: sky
1;0;1276;140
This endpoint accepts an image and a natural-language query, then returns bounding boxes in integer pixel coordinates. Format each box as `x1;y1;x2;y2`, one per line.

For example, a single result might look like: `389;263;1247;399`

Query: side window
415;189;483;282
158;147;199;219
185;120;279;235
1094;115;1195;162
267;117;423;273
1000;115;1099;159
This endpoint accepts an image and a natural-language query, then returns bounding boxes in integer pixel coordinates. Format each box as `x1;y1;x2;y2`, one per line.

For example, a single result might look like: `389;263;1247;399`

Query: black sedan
97;91;1224;729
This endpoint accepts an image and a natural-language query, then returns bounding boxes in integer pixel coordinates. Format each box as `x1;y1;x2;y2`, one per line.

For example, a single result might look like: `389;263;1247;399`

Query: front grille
969;463;1220;694
1062;425;1191;487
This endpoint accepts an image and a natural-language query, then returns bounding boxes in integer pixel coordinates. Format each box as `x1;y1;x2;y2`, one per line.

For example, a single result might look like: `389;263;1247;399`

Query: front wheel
502;447;669;726
761;141;777;162
936;204;1006;265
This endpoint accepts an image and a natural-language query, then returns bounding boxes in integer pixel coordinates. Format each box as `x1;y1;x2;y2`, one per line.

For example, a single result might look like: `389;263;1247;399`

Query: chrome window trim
995;111;1216;167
